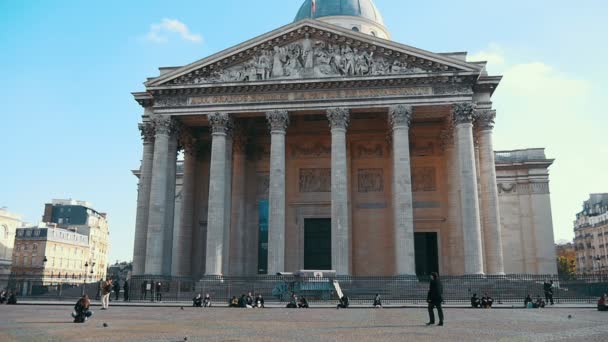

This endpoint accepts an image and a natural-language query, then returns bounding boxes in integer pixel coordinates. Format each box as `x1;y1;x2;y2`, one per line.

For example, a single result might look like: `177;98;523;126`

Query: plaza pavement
1;304;607;342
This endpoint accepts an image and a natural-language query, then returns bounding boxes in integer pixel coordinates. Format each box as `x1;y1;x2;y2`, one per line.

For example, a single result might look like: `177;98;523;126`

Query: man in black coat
426;272;444;326
543;280;554;305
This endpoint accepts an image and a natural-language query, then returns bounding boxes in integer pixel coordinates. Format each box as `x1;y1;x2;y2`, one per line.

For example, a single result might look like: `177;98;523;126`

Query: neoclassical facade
131;1;557;277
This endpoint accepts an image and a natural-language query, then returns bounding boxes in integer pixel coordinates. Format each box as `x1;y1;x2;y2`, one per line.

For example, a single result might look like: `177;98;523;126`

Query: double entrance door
303;218;439;275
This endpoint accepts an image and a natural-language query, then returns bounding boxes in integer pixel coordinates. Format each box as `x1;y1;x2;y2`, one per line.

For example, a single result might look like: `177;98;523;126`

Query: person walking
100;278;112;310
426;272;444;326
140;280;147;300
543;280;554;305
155;281;162;302
123;280;129;301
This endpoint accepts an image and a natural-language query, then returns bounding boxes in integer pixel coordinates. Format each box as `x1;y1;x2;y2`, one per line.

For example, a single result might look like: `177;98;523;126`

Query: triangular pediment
146;19;482;88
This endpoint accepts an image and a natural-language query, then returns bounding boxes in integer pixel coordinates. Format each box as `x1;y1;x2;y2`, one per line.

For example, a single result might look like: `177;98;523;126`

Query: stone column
266;110;289;274
230;124;248;275
327;107;351;275
222;130;233;275
475;110;505;275
132;121;155;275
452;103;484;275
163;126;179;276
145;115;177;275
389;105;416;276
441;127;464;275
205;113;232;276
172;130;196;276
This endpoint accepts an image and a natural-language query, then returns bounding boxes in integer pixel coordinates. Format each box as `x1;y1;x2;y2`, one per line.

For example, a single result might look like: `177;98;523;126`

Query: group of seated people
0;289;17;305
228;292;266;308
470;293;494;308
524;294;546;308
286;293;309;308
192;293;212;307
598;294;607;311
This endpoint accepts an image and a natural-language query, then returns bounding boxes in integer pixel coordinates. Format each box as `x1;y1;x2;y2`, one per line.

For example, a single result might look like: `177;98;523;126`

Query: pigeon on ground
103;323;108;327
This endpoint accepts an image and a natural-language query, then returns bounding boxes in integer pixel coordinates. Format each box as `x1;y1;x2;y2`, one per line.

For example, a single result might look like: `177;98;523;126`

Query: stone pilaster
452;103;484;275
266;110;289;274
132;121;155;275
205;112;232;275
327;107;351;275
230;123;248;275
145;115;178;275
163;122;179;276
388;105;416;276
475;110;505;275
171;129;196;276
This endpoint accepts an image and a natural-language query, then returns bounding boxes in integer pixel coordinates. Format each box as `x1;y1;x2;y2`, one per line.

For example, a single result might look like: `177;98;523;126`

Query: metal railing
2;274;607;305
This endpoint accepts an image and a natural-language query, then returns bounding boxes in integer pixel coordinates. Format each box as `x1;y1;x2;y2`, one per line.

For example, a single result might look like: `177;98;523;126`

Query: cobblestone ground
0;305;607;342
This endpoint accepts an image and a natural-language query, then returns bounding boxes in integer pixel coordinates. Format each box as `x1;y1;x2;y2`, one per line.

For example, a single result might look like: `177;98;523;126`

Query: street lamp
82;262;89;295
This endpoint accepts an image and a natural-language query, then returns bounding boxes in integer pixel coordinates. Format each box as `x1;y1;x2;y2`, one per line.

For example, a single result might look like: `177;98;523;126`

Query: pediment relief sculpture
170;36;434;85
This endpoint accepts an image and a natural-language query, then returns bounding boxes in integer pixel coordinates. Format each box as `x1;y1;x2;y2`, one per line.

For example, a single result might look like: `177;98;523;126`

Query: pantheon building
131;0;557;278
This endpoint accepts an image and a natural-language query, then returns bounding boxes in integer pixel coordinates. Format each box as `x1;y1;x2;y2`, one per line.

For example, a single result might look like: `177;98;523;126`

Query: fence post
177;280;181;302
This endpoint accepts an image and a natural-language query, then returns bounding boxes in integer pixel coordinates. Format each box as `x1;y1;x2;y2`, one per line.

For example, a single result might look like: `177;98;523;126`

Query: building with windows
0;208;22;287
131;0;557;278
574;194;608;274
41;199;110;280
11;224;90;294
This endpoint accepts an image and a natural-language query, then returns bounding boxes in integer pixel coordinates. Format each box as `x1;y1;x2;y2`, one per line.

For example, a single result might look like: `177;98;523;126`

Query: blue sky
1;0;606;263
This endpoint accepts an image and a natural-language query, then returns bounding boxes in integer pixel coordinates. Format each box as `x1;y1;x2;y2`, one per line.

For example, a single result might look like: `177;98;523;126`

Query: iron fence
2;274;607;305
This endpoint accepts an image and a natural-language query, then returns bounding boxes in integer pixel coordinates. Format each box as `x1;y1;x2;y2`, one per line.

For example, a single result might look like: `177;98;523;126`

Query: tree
557;256;576;279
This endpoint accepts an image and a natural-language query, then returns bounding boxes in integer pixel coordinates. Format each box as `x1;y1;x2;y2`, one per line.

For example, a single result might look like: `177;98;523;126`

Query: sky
1;0;606;263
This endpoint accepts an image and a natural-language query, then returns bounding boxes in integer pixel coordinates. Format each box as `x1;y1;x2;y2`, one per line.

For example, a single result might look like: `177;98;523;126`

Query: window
58;218;63;224
351;26;359;32
33;244;38;251
23;244;28;251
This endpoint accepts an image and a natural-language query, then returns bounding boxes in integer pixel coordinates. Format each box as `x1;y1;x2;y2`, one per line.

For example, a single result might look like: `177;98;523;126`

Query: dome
295;0;385;25
294;0;390;39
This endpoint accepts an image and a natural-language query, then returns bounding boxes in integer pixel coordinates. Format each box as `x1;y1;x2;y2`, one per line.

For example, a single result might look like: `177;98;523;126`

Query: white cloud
468;43;506;69
472;44;607;243
145;18;203;44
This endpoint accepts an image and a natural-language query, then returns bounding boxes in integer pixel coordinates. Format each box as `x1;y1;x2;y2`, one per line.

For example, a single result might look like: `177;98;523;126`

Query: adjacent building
0;208;22;286
574;194;608;274
131;0;558;277
11;224;90;293
42;199;110;280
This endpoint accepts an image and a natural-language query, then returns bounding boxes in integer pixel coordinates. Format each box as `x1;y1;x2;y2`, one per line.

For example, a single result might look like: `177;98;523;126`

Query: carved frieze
170;35;438;86
411;141;435;156
290;142;331;159
358;169;384;193
412;167;437;192
498;183;516;194
353;142;385;159
299;168;331;193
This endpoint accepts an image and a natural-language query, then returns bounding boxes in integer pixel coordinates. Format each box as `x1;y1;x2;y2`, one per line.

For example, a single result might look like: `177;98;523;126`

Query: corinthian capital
138;121;155;143
326;107;350;130
389;105;413;129
265;110;290;132
179;128;197;156
452;102;476;125
207;112;232;134
152;116;178;136
474;109;496;131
